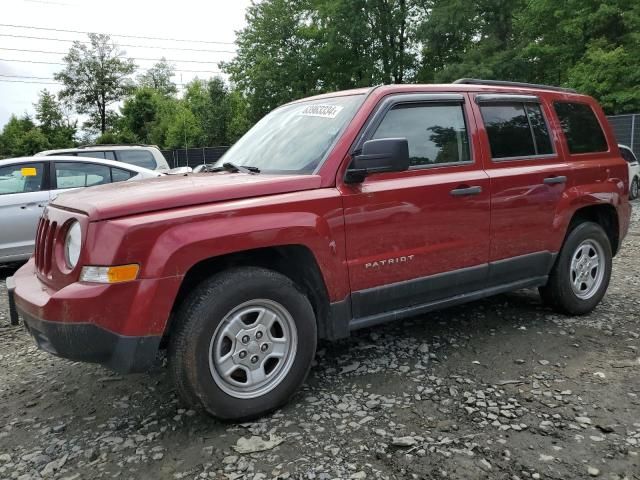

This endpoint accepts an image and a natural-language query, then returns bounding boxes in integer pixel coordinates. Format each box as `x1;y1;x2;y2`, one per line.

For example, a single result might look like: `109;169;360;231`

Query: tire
169;267;317;420
539;221;612;315
631;177;639;200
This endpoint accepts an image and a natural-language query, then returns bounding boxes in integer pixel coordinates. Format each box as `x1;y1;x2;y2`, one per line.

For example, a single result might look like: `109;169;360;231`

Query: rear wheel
169;267;317;420
631;177;639;200
539;221;612;315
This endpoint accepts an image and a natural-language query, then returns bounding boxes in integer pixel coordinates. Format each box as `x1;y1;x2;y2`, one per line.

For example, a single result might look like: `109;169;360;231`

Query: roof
35;145;161;156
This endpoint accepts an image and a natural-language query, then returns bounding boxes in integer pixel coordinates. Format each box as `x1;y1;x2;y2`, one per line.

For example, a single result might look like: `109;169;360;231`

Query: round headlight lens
65;221;82;268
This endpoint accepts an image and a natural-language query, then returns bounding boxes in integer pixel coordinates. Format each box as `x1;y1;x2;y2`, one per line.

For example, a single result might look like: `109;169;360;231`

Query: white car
0;155;161;264
36;144;170;172
619;144;640;200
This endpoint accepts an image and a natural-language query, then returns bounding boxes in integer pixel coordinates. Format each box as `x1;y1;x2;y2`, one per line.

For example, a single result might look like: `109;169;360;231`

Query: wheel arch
567;204;620;256
165;245;332;341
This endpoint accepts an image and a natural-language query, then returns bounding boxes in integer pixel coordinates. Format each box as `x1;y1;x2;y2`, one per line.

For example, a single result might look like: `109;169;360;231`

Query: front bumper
20;309;161;373
11;259;181;374
6;276;19;325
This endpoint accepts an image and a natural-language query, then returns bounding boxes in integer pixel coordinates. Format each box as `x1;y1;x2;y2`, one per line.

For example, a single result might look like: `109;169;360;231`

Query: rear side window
117;150;156;170
77;151;106;159
111;167;135;182
55;162;111;189
553;102;608;154
0;163;45;195
480;103;553;159
371;103;471;167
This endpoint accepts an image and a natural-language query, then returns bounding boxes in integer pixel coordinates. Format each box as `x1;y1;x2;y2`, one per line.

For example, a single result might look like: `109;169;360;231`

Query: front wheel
631;177;639;200
169;267;317;420
539;222;612;315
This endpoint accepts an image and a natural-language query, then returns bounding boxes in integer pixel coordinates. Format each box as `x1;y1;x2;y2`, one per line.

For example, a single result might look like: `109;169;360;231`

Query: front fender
90;189;349;303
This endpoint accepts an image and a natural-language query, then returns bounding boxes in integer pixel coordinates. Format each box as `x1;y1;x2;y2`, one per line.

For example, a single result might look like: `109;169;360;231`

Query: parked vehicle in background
10;79;630;421
0;156;161;264
36;144;170;172
619;144;639;200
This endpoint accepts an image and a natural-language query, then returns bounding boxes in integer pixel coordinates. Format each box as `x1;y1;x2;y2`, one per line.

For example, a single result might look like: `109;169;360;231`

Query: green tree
33;89;76;148
54;33;136;134
0;115;50;158
165;104;203;149
137;58;177;96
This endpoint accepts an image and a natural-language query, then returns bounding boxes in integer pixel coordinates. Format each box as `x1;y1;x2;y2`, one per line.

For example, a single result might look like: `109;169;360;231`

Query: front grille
35;218;58;277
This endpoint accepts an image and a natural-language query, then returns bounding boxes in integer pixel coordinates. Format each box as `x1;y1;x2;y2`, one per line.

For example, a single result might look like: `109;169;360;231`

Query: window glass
104;151;116;160
47;152;76;156
117;150;156;170
111;167;134;182
525;104;553;155
480;104;536;158
0;163;45;195
77;151;106;159
55;162;111;189
553;102;608;154
218;94;363;173
371;103;471;167
620;147;637;164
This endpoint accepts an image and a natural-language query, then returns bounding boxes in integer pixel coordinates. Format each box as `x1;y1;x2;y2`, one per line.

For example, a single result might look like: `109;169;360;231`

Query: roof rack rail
77;143;157;148
452;78;577;94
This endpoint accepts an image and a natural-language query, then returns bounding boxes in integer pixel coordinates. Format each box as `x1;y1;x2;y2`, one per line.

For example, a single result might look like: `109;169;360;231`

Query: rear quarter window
116;150;156;170
553;102;608;154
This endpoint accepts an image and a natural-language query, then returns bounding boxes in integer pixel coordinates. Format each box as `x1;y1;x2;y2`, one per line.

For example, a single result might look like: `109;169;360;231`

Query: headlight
80;264;140;283
64;221;82;268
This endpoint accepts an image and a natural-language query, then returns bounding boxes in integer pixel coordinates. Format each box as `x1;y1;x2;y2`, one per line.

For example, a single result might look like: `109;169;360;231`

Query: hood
52;172;323;221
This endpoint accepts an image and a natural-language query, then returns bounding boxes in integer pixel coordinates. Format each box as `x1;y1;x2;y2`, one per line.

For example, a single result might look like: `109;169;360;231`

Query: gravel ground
1;208;639;480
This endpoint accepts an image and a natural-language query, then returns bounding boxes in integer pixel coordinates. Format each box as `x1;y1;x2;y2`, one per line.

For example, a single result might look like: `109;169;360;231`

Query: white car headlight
64;221;82;268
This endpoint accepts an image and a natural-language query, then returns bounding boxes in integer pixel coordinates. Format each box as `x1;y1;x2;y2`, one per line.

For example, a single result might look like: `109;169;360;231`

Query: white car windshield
216;94;364;174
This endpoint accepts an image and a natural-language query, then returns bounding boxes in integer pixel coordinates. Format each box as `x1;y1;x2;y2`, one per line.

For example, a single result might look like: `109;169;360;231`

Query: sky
0;0;252;128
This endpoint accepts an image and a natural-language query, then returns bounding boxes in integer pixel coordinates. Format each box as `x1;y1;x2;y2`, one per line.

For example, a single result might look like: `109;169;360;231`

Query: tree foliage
54;33;136;134
137;58;178;96
225;0;640;115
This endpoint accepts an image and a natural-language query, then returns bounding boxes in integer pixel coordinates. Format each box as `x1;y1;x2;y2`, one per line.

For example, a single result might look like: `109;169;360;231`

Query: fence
607;114;639;156
161;146;230;169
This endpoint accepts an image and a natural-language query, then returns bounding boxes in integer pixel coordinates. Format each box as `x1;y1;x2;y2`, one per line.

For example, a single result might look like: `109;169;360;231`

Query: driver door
339;93;491;320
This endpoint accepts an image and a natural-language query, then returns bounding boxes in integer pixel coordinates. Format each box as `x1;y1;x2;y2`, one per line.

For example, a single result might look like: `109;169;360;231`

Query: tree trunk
100;92;106;134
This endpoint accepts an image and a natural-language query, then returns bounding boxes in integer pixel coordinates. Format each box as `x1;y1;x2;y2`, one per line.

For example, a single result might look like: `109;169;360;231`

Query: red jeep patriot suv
8;79;630;420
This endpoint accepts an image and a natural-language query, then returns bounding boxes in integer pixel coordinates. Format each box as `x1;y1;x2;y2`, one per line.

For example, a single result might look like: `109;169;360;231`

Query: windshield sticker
299;104;344;119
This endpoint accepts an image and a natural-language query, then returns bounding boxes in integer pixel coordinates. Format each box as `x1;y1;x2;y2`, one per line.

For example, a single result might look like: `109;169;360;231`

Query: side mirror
346;138;409;183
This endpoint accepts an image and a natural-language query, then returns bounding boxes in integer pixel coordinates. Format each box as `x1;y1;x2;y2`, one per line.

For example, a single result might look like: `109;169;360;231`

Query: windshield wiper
197;162;260;174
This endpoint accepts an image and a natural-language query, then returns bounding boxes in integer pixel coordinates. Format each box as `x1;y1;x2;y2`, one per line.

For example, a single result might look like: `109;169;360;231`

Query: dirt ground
1;208;639;480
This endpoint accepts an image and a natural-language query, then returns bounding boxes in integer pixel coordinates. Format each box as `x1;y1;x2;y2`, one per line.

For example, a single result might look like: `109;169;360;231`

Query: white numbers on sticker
299;104;344;119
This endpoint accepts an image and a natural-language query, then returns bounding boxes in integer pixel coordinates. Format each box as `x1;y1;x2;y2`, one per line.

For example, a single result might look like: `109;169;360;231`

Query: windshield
216;94;364;174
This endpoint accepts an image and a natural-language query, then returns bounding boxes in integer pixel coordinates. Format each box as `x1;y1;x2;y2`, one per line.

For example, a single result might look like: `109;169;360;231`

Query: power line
0;58;223;74
0;78;59;85
0;47;226;65
0;73;53;80
0;77;194;88
0;33;236;53
0;22;236;46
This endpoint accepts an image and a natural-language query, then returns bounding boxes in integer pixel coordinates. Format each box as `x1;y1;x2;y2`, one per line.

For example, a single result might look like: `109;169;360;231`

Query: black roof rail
452;78;577;94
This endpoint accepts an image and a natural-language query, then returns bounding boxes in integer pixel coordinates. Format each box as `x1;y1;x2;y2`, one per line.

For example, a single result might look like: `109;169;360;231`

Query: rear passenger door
472;94;569;280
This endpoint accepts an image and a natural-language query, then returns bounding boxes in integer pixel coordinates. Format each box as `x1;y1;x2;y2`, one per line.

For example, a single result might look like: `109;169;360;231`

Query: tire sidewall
554;222;612;314
632;177;638;200
184;270;317;420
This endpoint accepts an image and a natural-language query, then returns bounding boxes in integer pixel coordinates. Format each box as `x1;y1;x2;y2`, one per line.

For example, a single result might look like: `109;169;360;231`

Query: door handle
38;204;46;208
20;205;27;209
450;185;482;196
543;176;567;185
